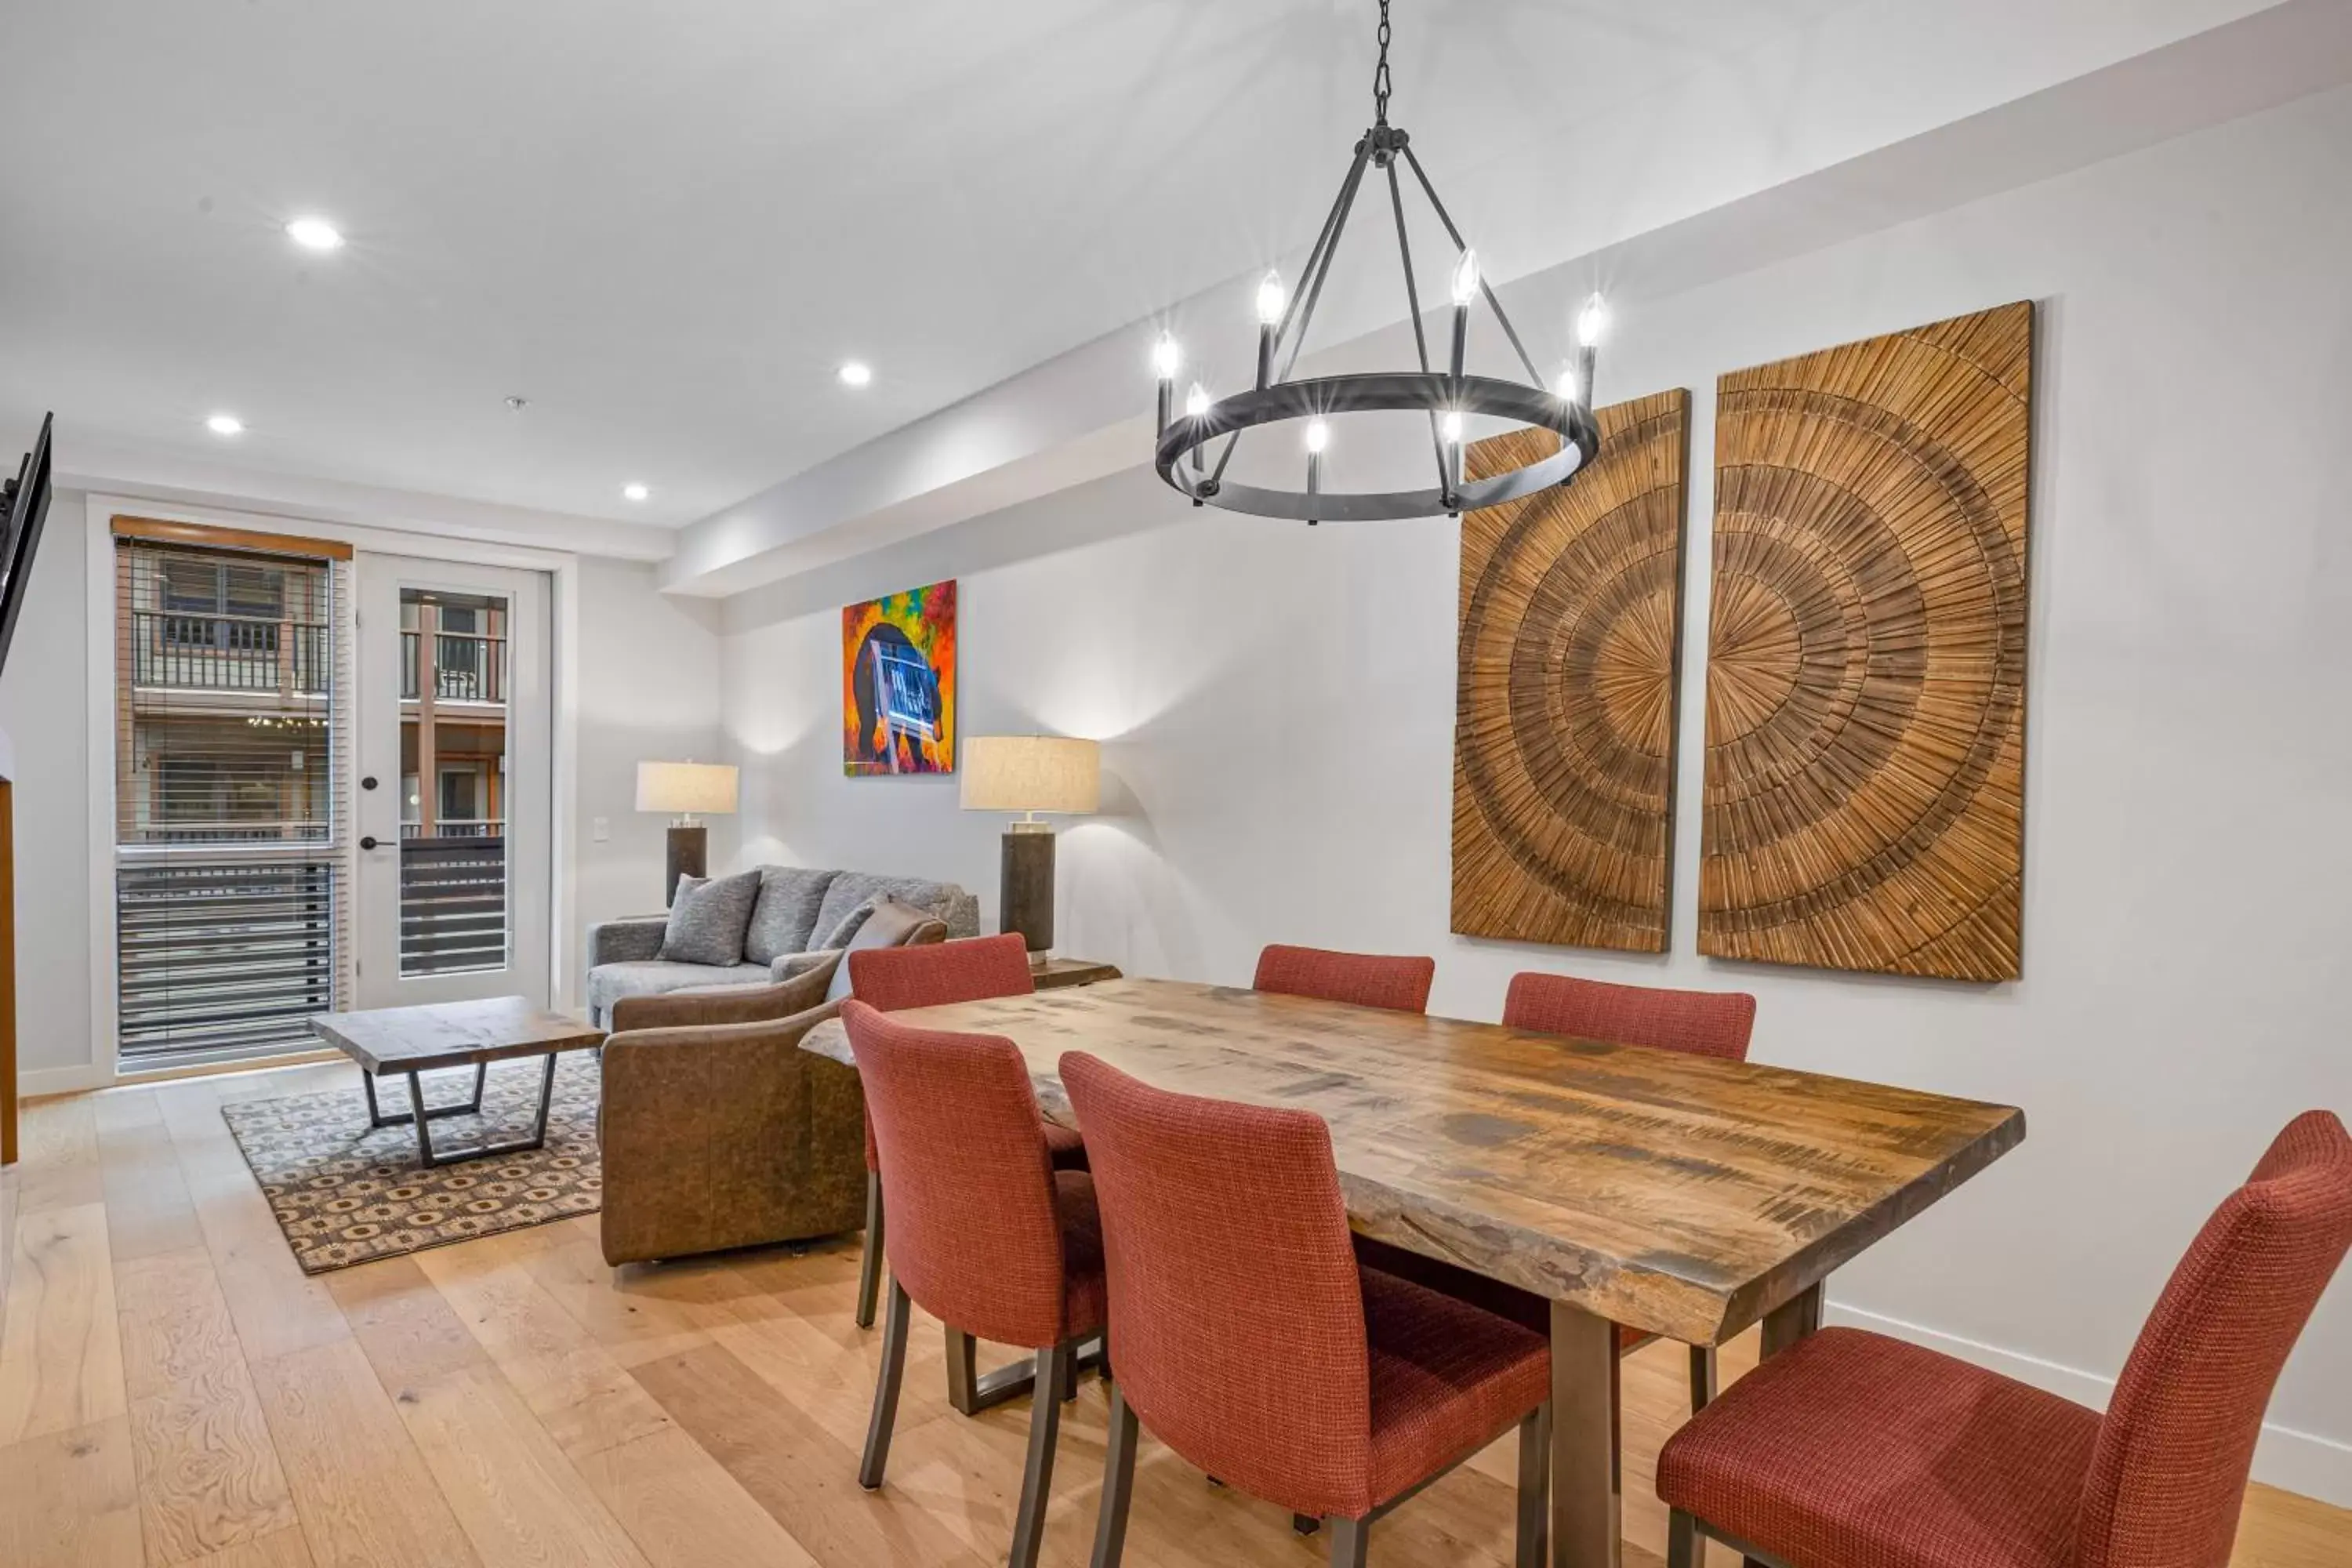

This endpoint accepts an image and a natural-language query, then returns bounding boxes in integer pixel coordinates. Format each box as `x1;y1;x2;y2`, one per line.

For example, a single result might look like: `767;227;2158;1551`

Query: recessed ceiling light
622;483;650;502
285;216;344;252
206;413;245;437
837;361;873;387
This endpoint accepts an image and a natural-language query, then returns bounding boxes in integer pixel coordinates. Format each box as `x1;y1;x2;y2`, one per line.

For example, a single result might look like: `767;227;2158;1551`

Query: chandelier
1149;0;1608;524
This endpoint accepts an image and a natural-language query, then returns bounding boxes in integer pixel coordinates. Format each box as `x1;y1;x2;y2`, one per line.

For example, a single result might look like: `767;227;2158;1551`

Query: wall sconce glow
1254;270;1286;326
205;413;245;437
1152;333;1181;380
837;361;873;387
1450;248;1481;307
285;216;344;252
622;482;650;502
1304;419;1330;454
1185;382;1210;418
1577;292;1610;347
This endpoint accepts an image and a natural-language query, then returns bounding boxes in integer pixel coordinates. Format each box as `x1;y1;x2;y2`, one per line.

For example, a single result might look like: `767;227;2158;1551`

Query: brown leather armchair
596;900;946;1267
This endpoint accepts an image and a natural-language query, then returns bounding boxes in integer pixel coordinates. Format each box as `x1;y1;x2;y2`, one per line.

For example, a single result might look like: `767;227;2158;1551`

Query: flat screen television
0;413;54;681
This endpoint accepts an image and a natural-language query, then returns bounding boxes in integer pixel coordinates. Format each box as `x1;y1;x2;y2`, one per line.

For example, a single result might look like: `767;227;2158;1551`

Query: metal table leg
406;1052;560;1169
1549;1301;1621;1568
362;1059;485;1130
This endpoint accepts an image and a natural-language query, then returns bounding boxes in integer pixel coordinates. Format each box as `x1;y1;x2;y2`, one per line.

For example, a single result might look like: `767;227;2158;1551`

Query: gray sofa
585;865;979;1024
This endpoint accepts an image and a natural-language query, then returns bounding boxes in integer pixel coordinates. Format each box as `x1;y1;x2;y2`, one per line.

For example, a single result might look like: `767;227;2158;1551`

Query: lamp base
1000;826;1055;956
665;825;708;907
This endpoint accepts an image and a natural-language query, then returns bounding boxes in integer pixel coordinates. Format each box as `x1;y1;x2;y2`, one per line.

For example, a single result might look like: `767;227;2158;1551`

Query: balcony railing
131;612;328;694
400;818;504;840
401;833;508;977
401;630;507;704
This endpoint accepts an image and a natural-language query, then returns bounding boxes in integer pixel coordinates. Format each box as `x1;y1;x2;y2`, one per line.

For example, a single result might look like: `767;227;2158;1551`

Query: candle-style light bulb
1450;248;1481;307
1255;270;1287;326
1441;411;1465;444
1304;419;1330;454
1152;333;1181;381
1577;292;1610;348
1185;383;1210;418
1555;365;1580;405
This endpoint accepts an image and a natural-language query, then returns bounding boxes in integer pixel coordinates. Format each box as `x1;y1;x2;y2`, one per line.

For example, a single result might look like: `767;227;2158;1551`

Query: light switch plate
591;815;610;842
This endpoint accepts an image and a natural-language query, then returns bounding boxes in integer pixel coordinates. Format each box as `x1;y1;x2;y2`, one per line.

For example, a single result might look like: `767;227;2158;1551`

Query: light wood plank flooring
2;1060;2344;1568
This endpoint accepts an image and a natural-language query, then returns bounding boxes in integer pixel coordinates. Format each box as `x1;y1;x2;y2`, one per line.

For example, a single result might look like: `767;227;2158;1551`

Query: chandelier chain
1372;0;1392;125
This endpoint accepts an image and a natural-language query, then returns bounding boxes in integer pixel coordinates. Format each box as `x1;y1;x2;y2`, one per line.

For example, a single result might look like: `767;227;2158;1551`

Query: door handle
360;835;381;851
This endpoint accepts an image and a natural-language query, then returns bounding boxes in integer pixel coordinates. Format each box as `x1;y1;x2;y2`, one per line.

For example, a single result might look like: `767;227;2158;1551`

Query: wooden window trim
111;514;354;561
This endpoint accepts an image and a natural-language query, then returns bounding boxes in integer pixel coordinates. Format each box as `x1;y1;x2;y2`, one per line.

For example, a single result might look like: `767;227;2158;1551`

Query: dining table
800;976;2026;1568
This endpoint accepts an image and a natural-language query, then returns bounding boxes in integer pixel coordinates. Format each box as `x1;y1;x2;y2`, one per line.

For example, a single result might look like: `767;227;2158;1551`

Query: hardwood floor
2;1059;2345;1568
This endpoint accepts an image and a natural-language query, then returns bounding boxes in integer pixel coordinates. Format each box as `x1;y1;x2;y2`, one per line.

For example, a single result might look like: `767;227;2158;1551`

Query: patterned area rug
221;1054;602;1274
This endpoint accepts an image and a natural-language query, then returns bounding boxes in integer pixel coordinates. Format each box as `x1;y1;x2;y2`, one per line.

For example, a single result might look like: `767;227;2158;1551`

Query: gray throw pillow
658;869;762;967
743;867;840;965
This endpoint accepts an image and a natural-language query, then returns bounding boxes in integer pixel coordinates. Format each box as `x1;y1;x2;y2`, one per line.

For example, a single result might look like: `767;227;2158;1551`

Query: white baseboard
1826;1301;2352;1508
19;1062;112;1098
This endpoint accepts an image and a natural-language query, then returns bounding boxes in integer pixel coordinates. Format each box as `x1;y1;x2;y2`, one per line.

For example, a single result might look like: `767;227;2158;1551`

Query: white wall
0;485;96;1083
569;555;728;983
718;85;2352;1498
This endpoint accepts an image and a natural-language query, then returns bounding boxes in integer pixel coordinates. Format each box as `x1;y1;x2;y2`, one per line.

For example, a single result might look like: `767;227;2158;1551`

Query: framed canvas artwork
1453;389;1691;953
1699;301;2031;981
843;579;957;775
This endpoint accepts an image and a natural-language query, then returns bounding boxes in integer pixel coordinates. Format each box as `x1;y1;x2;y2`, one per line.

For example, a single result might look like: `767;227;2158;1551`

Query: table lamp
636;760;739;906
960;735;1099;960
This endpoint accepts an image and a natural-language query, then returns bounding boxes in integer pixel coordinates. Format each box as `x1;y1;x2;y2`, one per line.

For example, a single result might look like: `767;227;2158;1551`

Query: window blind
112;520;354;1067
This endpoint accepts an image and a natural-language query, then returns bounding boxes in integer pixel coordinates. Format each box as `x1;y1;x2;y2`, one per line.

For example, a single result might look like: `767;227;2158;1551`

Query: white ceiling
0;0;1850;529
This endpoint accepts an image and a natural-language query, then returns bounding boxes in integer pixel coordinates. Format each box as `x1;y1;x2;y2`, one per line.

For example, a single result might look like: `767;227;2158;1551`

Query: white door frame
79;492;583;1090
353;553;553;1010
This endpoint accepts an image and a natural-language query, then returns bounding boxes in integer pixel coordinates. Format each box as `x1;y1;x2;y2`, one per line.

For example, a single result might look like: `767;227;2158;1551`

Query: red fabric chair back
1254;944;1435;1014
1060;1050;1377;1518
1502;971;1756;1062
2074;1109;2352;1568
848;931;1036;1012
840;999;1069;1348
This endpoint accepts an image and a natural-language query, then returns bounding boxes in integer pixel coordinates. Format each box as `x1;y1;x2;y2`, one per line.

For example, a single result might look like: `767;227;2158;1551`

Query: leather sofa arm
608;959;837;1033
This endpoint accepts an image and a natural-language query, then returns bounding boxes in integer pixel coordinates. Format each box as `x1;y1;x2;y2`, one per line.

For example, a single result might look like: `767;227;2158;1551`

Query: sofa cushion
660;869;763;966
587;960;773;1025
825;898;950;1003
743;867;840;966
813;872;965;949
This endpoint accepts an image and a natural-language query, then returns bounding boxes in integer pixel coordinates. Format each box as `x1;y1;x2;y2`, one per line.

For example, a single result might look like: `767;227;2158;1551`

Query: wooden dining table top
800;976;2024;1346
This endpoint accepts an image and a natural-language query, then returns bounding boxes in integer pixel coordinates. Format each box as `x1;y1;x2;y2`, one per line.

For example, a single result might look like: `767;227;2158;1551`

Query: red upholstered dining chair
1501;971;1756;1062
1062;1050;1551;1568
1658;1109;2352;1568
844;932;1086;1332
1254;943;1436;1014
842;1000;1105;1568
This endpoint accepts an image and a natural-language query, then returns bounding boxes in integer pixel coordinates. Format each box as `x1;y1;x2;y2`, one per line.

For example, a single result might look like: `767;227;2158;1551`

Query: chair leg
1293;1514;1319;1536
1088;1381;1141;1568
1515;1401;1551;1568
1324;1515;1369;1567
1007;1346;1065;1568
855;1172;885;1330
856;1279;910;1489
1689;1345;1719;1414
1056;1341;1079;1403
1668;1509;1698;1568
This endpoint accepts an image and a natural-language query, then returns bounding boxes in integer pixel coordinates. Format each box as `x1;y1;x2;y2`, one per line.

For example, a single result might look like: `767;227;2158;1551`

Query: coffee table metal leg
404;1051;564;1170
365;1061;491;1134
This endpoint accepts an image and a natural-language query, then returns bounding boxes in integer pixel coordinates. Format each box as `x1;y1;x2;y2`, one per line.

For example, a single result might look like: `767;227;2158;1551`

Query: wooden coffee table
309;996;605;1168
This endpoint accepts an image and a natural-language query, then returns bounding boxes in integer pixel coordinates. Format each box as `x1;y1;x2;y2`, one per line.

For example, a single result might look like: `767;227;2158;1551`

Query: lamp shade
959;735;1099;815
635;760;738;815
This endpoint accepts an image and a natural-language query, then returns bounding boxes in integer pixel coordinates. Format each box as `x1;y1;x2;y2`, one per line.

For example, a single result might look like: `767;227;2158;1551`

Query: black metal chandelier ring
1153;373;1600;523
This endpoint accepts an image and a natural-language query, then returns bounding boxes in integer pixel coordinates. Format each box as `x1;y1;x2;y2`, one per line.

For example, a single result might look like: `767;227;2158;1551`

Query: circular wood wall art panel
1698;301;2031;982
1454;390;1690;953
